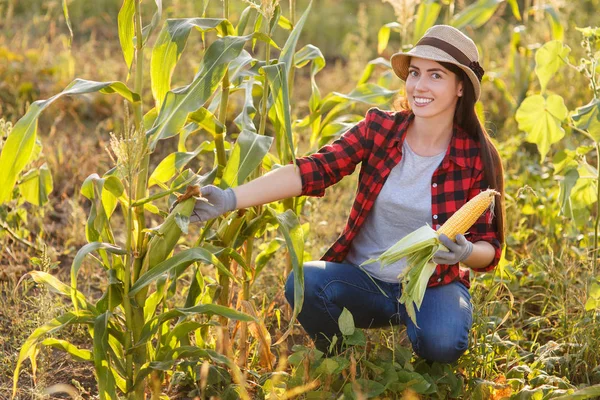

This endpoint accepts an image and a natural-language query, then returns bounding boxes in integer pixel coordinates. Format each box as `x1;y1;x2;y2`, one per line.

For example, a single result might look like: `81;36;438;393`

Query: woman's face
405;57;463;121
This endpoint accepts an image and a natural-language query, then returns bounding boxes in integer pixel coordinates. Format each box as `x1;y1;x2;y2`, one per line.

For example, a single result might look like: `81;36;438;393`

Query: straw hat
390;25;485;100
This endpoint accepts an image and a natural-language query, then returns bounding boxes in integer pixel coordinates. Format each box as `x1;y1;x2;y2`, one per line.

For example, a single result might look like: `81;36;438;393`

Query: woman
189;25;505;364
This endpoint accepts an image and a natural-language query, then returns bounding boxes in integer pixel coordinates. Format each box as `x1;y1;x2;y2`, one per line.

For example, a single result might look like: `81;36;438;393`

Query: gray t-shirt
345;140;445;282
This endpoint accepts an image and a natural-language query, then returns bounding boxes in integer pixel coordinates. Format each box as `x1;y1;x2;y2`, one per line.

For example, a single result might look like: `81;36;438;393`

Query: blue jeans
284;261;473;364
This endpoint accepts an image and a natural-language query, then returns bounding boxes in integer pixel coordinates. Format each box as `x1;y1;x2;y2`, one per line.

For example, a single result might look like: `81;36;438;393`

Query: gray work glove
179;185;237;223
432;234;473;265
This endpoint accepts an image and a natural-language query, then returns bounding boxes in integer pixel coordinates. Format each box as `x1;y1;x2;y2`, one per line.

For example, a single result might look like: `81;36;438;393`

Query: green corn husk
361;225;445;328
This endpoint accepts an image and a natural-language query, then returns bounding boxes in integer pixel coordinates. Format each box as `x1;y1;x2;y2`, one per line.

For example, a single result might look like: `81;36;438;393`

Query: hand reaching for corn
184;185;237;223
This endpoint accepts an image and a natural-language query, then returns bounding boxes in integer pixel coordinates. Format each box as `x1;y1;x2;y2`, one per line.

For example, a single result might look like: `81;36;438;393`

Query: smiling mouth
414;97;434;106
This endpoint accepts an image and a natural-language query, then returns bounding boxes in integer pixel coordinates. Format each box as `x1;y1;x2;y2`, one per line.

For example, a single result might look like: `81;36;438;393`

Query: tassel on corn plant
362;189;499;327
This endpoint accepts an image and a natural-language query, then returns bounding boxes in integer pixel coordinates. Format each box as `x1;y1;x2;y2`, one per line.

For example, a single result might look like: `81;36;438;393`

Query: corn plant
3;0;398;397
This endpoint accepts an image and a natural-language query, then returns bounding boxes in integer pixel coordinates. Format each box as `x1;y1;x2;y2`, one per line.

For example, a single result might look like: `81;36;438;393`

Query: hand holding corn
189;185;237;223
432;234;473;265
362;188;499;327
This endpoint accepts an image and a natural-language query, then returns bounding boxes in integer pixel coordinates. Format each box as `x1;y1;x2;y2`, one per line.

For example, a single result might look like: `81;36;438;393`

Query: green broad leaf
338;308;355;336
515;94;568;162
351;379;386;397
585;281;600;311
544;5;564;41
148;34;250;150
262;63;296;164
137;304;254;347
413;1;442;45
18;163;53;206
316;359;339;375
570;162;598;210
222;130;273;188
573;98;600;142
118;0;135;71
396;371;432;394
71;243;127;311
558;168;579;218
0;79;139;204
130;247;229;296
377;22;401;55
94;313;118;400
150;18;233;109
279;0;312;80
451;0;503;30
40;338;92;362
12;311;95;398
553;384;600;400
149;151;198;187
27;271;95;312
535;41;570;93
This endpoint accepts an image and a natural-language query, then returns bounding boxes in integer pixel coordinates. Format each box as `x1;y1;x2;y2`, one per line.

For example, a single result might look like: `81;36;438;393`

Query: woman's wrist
462;240;495;269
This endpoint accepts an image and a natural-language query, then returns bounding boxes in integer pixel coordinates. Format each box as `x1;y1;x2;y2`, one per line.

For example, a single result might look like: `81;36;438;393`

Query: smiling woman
184;24;506;365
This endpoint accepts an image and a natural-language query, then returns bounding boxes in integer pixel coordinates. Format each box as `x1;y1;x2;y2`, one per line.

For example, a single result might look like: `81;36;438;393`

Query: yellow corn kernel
437;189;499;241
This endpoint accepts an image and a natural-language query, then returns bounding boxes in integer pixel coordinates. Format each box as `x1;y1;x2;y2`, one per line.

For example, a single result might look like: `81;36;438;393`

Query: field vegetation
2;0;600;399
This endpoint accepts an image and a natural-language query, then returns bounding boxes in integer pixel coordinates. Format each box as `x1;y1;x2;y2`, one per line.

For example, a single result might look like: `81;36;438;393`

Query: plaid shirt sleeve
295;109;375;197
465;168;502;272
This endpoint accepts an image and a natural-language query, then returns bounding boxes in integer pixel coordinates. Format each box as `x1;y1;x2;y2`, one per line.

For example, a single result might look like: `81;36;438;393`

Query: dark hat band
415;37;485;81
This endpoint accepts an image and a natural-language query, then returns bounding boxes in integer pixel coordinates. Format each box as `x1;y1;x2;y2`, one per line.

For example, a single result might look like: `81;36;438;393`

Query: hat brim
391;45;481;101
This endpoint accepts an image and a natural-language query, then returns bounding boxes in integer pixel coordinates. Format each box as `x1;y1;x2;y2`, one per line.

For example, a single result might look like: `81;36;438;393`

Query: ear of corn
437;189;499;241
361;188;500;328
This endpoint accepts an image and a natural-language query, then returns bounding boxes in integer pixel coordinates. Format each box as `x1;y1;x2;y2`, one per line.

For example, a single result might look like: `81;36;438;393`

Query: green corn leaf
516;94;568;163
0;79;138;204
148;34;250;150
18;163;53;206
451;0;504;30
62;0;73;46
94;313;118;400
295;44;326;113
13;311;95;398
222;130;274;188
279;0;312;80
133;346;230;389
148;151;198;187
118;0;135;72
71;243;127;311
233;78;258;133
150;18;234;109
412;0;442;45
377;22;401;55
506;0;521;20
130;247;229;296
328;83;397;108
268;207;304;345
558;168;579;218
357;58;390;86
136;304;254;347
553;384;600;400
262;63;295;164
544;5;564;41
40;338;93;362
27;271;95;313
187;107;225;137
141;0;163;45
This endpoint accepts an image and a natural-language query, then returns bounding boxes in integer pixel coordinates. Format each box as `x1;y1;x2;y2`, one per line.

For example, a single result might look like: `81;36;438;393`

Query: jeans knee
413;330;469;364
284;272;295;307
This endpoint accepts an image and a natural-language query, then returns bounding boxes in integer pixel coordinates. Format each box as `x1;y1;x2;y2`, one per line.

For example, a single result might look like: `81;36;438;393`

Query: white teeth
414;97;433;105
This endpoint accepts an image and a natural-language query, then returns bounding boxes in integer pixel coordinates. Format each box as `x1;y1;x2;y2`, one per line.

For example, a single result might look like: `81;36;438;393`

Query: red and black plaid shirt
296;108;501;289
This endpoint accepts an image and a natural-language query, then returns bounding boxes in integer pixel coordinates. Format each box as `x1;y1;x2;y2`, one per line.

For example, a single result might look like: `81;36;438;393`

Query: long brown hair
395;61;505;243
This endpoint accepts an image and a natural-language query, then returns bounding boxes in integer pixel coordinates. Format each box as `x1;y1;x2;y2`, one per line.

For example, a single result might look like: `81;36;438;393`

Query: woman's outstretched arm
232;164;303;209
